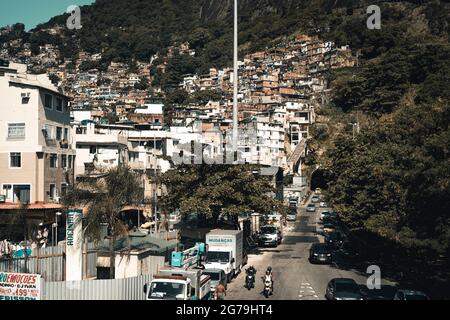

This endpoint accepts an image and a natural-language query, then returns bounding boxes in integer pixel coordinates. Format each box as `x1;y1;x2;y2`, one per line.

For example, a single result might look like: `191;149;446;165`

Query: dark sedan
326;278;363;300
360;285;398;300
325;231;345;249
309;243;333;264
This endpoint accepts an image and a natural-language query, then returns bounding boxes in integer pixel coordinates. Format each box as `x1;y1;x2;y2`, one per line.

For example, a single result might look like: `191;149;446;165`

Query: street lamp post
232;0;238;154
154;133;158;234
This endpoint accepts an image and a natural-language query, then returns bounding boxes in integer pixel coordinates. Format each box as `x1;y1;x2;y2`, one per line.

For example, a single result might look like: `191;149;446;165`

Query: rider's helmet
267;266;272;273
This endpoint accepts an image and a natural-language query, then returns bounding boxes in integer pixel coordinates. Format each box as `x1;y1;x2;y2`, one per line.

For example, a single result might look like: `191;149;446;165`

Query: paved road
226;195;394;300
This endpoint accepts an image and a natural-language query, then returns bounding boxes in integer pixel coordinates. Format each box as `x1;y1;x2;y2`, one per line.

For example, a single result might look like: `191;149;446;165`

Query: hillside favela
0;0;449;305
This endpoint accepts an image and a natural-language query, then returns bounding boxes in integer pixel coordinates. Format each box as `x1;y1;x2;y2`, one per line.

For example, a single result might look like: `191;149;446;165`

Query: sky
0;0;95;31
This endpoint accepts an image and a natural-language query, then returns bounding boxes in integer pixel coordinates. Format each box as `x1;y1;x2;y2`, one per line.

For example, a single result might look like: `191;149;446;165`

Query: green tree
160;164;285;228
63;166;143;279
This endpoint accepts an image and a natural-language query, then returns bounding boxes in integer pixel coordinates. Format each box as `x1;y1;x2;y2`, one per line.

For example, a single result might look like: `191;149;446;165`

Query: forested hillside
1;0;449;296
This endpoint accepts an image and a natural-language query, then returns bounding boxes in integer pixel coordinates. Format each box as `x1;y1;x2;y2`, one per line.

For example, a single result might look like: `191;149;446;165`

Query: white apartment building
0;61;75;209
240;116;286;168
285;101;315;148
72;122;129;177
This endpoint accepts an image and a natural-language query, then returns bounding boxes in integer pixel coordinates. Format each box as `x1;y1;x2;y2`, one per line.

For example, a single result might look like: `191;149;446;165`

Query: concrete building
0;61;75;236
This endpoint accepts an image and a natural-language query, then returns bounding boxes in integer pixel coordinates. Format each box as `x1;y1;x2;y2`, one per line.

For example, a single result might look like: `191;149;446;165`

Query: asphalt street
226;195;395;300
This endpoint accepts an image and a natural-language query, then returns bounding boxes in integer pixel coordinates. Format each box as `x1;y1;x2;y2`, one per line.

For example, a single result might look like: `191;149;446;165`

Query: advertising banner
66;209;83;281
0;272;41;300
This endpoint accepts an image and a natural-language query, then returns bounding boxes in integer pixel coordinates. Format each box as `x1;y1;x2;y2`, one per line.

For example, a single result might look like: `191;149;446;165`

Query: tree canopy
160;164;285;228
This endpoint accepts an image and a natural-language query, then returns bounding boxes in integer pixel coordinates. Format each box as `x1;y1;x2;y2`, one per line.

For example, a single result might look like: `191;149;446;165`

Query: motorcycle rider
245;265;257;288
246;265;257;275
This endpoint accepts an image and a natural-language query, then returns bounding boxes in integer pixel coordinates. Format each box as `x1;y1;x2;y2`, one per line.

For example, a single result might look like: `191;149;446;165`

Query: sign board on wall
66;209;84;281
0;272;41;300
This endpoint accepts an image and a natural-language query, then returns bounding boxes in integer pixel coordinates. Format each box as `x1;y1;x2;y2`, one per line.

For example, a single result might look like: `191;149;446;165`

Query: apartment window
2;184;31;203
56;127;63;140
68;155;73;169
10;153;22;168
129;152;139;162
61;183;68;197
44;94;53;109
64;128;69;141
56;98;63;112
49;184;57;201
2;185;12;201
61;155;67;168
44;124;54;139
13;185;31;204
22;97;30;104
8;123;26;140
89;146;97;154
49;154;58;168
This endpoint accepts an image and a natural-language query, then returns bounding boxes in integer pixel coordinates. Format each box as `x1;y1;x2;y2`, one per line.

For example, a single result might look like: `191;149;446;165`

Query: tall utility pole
232;0;238;154
154;133;158;233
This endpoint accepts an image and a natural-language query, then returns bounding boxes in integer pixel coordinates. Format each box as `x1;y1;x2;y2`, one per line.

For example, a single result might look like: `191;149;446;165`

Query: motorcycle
245;270;255;290
263;275;273;298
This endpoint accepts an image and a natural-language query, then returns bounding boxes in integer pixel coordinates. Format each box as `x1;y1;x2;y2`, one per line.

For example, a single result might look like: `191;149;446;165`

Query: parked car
360;285;398;300
325;278;363;300
287;211;297;221
320;202;328;208
258;225;281;247
322;223;336;235
314;188;321;195
393;289;430;300
309;243;333;264
321;211;337;220
325;231;345;249
306;204;316;212
320;216;338;226
311;195;320;203
203;269;227;293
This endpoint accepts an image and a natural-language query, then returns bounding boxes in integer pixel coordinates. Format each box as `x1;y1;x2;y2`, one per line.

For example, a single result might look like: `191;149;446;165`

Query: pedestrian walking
215;283;226;300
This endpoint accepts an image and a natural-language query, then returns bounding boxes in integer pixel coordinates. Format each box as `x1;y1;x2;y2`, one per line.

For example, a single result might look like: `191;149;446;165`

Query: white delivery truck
204;229;244;283
145;267;211;300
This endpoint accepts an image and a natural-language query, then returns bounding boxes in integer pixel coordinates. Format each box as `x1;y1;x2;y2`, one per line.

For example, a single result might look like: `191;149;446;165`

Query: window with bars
56;127;63;140
8;123;25;140
10;153;22;168
61;184;68;197
50;154;58;168
49;184;57;201
61;155;67;168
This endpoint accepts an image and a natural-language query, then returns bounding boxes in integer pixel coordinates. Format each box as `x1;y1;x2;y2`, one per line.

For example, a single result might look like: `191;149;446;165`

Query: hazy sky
0;0;95;31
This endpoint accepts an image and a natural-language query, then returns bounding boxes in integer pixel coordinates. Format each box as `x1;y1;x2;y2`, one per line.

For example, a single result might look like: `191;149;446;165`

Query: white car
315;188;321;195
320;202;328;208
286;213;297;221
